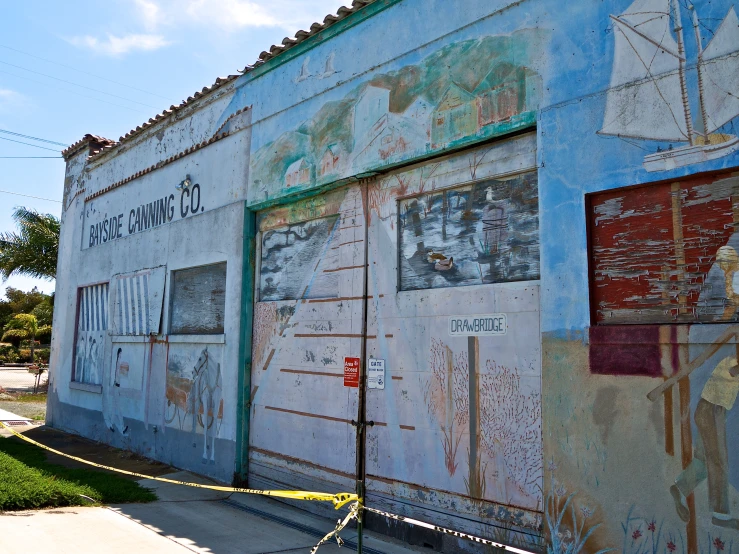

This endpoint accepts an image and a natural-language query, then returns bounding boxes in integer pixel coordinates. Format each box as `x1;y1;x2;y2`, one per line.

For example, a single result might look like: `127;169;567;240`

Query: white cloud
0;88;17;99
128;0;344;33
0;88;28;113
133;0;163;31
68;33;171;56
184;0;278;30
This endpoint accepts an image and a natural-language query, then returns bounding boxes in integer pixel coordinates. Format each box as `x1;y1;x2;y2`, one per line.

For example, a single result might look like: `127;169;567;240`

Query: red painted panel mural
590;171;739;325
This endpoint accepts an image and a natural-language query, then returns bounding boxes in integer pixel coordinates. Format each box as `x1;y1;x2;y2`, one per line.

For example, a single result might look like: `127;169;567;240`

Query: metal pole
355;181;371;554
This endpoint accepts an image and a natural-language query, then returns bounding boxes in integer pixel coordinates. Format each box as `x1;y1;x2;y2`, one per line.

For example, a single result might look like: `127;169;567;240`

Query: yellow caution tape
1;422;538;554
0;421;358;510
310;501;362;554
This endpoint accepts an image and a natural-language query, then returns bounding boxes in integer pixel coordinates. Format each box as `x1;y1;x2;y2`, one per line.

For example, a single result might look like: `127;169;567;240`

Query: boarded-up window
170;263;227;335
589;171;739;325
110;266;166;336
73;283;108;385
398;171;539;291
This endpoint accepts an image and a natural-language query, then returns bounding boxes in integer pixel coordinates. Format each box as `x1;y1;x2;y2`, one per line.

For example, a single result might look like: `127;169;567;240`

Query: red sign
344;357;360;388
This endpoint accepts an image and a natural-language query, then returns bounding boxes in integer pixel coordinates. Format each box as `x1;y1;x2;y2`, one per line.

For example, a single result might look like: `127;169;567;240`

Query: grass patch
0;437;157;511
12;393;47;404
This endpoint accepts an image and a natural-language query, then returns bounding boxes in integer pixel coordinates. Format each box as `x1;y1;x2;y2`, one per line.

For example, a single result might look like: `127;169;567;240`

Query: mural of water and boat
599;0;739;171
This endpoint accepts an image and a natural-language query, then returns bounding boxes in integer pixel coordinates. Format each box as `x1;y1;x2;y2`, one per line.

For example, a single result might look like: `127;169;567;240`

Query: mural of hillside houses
319;143;345;178
249;30;544;200
432;83;478;149
352;85;431;168
285;158;314;189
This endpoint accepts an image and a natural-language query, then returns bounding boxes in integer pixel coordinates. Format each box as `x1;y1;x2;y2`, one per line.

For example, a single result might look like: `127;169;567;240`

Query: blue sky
0;0;342;300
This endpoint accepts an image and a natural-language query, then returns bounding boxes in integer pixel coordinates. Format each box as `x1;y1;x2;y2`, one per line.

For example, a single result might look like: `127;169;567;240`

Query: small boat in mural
599;0;739;172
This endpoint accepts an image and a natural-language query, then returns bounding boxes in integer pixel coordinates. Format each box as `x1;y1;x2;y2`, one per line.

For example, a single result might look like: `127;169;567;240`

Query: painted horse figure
193;348;223;464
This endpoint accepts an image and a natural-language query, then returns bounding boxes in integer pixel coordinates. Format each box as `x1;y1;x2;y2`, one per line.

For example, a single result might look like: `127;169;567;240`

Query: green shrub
1;328;26;347
36;325;52;345
34;348;50;364
0;344;19;364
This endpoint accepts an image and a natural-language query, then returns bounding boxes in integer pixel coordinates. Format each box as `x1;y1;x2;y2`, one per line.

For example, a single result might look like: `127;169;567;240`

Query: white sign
449;314;507;336
368;358;386;390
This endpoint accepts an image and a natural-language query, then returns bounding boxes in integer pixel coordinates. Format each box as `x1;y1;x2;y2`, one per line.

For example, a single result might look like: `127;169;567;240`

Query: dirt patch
15;427;174;481
0;400;45;420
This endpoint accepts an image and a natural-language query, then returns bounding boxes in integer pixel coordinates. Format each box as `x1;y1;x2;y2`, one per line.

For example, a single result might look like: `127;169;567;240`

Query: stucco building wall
51;0;739;552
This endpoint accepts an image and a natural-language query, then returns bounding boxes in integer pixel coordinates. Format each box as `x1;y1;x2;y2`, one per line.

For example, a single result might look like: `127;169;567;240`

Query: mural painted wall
223;0;739;551
239;26;544;205
537;0;739;553
248;186;365;498
52;0;739;551
364;136;541;550
165;344;225;464
248;134;542;546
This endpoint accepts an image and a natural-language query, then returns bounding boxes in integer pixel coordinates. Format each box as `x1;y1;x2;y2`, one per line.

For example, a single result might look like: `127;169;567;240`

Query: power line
0;129;68;147
0;136;60;152
0;68;148;113
0;43;173;101
0;157;62;159
0;59;159;109
0;189;61;202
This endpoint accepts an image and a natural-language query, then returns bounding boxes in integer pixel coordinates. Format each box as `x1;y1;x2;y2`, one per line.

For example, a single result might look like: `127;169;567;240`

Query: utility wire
0;157;62;159
0;43;172;101
0;136;60;152
0;128;68;147
0;189;61;202
0;68;148;113
0;59;159;109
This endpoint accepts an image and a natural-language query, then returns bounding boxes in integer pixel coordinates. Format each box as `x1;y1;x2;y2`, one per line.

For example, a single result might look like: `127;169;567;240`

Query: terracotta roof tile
61;134;116;159
82;0;377;164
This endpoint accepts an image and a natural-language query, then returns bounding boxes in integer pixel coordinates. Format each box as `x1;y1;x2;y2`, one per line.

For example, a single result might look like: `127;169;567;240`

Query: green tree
0;207;60;281
0;287;50;329
31;300;53;326
2;314;39;361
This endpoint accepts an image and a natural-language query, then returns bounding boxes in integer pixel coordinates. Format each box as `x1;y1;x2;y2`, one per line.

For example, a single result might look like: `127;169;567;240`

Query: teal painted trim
236;0;402;86
249;175;363;213
234;202;256;485
247;113;537;212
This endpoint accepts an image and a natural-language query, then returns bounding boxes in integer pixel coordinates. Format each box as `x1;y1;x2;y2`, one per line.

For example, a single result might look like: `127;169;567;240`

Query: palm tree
2;313;39;362
0;208;60;281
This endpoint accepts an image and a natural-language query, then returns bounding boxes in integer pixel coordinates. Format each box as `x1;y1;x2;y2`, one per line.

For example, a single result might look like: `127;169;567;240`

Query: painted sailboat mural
600;0;739;172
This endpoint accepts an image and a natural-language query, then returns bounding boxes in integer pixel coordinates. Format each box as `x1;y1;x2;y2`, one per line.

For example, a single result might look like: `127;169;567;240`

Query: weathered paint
52;0;739;552
242;29;542;204
248;185;366;504
50;81;250;483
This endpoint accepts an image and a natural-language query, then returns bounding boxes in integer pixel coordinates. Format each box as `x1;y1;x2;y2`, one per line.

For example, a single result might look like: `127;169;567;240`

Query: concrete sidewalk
0;407;31;425
0;470;426;554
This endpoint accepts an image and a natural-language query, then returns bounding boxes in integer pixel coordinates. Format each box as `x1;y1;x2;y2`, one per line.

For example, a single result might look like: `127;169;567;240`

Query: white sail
700;8;739;134
600;0;690;142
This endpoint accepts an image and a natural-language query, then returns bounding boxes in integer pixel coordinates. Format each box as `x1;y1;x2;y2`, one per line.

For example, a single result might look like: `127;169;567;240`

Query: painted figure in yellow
670;355;739;529
716;246;739;320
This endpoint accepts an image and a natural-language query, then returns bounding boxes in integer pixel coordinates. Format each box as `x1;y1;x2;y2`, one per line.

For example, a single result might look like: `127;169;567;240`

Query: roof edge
62;134;116;160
